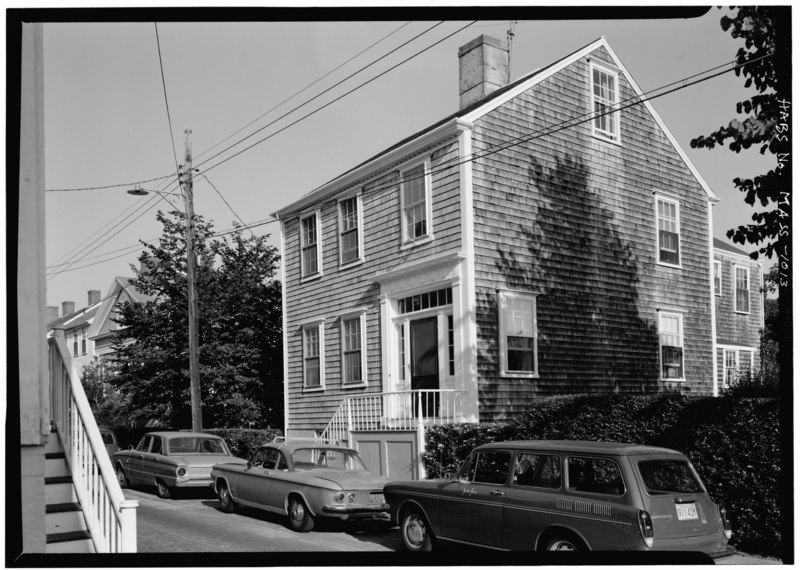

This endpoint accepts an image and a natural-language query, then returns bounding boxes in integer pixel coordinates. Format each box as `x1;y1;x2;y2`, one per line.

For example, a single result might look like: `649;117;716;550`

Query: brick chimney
88;290;101;306
458;35;509;110
62;301;75;316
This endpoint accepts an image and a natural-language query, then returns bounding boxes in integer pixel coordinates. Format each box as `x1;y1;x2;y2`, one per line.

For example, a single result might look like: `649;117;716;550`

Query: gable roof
713;237;753;258
87;276;153;340
273;37;716;220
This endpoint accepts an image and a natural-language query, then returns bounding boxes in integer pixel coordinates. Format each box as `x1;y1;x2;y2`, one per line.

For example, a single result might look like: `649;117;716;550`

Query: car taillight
638;509;654;548
177;467;187;477
719;506;733;539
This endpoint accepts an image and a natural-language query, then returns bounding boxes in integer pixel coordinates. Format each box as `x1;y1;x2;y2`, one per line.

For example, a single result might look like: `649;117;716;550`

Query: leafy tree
81;357;132;427
690;6;791;262
110;210;283;429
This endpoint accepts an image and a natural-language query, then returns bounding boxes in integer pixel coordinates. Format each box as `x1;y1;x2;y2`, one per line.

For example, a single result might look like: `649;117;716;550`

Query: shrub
423;394;781;558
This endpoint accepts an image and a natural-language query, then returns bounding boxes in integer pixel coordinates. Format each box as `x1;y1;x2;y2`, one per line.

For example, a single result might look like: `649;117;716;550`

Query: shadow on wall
489;152;674;395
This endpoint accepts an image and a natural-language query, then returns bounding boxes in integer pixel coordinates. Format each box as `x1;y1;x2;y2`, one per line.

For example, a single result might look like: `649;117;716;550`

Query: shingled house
273;36;722;477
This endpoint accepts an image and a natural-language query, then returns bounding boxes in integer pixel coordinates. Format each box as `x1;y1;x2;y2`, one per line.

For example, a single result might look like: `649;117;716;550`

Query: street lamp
127;129;203;431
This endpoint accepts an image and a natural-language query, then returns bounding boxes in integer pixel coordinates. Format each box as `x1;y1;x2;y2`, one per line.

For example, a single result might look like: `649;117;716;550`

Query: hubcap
550;539;576;551
291;501;304;522
405;516;425;547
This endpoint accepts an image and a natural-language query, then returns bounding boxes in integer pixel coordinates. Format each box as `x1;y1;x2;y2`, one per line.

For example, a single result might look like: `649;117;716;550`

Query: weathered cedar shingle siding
283;140;462;434
470;46;713;421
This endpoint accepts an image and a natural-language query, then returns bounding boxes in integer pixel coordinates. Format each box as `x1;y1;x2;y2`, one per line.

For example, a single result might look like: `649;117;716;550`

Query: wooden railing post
118;500;138;552
346;398;354;448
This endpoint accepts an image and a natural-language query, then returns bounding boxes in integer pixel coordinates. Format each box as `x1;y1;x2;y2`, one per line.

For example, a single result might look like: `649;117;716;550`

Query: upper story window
400;160;432;245
302;322;324;390
658;311;684;381
341;313;366;386
72;331;79;356
338;195;363;266
499;291;538;376
734;265;750;313
300;212;321;279
81;328;87;355
656;195;680;267
590;61;620;143
713;260;722;296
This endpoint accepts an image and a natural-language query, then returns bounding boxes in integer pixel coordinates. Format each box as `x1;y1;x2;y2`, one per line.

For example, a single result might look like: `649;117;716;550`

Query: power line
154;22;181;176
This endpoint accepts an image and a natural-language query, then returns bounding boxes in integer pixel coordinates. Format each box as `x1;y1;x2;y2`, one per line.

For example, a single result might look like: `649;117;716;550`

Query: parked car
384;440;735;558
211;437;390;532
99;427;119;456
113;431;247;499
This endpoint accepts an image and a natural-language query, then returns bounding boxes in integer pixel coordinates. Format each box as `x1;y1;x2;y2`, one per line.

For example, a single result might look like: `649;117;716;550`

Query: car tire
287;496;315;532
543;534;585;551
155;478;172;500
400;507;434;552
115;464;129;489
218;482;236;513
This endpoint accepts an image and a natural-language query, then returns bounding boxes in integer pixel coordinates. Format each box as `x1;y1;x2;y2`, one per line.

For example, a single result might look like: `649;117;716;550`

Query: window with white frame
339;196;362;265
302;323;324;389
590;62;620;142
723;349;738;388
734;265;750;313
658;312;684;380
300;213;320;278
400;161;431;243
499;291;538;375
713;260;722;296
81;328;87;355
72;331;79;356
341;314;366;385
656;196;680;266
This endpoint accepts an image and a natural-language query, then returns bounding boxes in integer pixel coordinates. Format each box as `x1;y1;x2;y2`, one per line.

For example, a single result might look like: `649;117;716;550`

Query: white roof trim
461;37;717;201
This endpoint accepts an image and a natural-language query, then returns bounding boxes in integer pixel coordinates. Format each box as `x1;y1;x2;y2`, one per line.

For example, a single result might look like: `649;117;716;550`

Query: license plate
369;493;385;504
676;502;698;521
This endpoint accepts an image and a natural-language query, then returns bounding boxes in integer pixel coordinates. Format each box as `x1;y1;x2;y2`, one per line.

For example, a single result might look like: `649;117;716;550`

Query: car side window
136;436;151;452
567;456;625;496
276;451;288;470
150;437;163;455
263;448;280;469
251;448;267;467
514;453;561;488
472;451;512;485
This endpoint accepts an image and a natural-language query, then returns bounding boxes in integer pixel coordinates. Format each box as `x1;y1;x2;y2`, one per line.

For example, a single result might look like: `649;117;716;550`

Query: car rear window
638;459;703;494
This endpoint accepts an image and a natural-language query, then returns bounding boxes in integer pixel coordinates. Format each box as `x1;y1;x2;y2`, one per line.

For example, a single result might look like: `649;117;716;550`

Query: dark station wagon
384;440;735;557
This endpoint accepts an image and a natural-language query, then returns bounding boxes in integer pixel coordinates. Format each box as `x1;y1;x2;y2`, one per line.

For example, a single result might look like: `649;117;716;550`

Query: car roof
145;431;221;439
474;440;684;456
265;439;355;454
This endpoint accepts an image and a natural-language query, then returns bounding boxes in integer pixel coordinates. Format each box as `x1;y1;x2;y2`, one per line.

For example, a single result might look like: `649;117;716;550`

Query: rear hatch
633;456;724;540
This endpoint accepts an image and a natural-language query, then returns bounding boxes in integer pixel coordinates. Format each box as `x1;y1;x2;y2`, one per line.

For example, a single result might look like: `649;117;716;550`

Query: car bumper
321;503;391;521
174;478;213;488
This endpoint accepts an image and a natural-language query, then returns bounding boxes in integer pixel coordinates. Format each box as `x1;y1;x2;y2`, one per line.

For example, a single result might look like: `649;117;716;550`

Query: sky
41;6;780;310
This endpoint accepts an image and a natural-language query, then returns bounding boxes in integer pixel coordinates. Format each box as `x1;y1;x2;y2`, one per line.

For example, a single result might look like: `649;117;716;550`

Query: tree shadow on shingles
490;153;667;396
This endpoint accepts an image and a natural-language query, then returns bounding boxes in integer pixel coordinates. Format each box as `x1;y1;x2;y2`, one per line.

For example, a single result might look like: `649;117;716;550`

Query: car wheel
218;482;236;513
115;464;129;489
544;535;584;551
155;478;172;500
400;507;434;552
287;496;315;532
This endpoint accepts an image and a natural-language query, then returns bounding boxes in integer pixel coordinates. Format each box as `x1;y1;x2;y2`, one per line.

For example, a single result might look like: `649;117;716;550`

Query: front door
410;317;439;417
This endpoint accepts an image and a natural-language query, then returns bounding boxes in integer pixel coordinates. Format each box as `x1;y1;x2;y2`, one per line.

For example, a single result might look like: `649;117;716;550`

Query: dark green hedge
204;427;282;460
422;395;781;558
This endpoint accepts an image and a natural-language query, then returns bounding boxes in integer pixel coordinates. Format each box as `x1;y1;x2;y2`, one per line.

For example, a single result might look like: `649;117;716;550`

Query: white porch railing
49;327;138;553
321;389;467;447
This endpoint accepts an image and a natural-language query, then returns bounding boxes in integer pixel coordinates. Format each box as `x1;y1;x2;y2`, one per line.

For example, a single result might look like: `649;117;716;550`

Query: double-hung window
341;313;366;386
400;161;431;244
734;265;750;313
590;62;620;143
723;349;739;388
658;312;684;380
302;322;324;389
713;260;722;296
499;291;538;376
81;328;87;355
338;196;362;266
300;213;321;279
72;331;79;356
656;196;680;266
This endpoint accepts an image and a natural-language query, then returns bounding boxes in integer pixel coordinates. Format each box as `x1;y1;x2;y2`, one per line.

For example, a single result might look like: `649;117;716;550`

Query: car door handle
490;489;504;496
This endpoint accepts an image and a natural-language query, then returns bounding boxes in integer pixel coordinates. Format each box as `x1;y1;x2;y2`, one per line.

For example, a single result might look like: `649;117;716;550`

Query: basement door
410;316;439;417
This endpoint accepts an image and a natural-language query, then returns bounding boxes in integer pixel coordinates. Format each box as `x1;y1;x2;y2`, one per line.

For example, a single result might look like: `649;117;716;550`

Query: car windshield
291;448;368;471
168;437;228;455
638;459;703;494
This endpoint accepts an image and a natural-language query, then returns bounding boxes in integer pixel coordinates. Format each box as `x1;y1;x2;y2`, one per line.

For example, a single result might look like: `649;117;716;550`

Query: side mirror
246;460;253;469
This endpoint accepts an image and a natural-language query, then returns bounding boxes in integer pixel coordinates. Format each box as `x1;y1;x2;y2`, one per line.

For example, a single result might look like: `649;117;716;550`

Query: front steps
44;433;94;553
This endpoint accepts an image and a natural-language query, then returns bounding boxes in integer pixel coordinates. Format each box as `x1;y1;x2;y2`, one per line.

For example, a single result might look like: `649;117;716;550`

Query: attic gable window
300;212;321;279
400;160;432;245
590;61;620;143
656;195;681;267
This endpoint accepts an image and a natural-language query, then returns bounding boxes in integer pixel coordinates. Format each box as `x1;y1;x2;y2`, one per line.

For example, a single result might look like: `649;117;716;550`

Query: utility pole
181;128;203;431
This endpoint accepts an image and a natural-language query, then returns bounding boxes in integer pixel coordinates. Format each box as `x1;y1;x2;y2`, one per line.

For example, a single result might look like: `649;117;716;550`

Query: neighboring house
47;291;103;371
713;238;764;390
273;35;721;447
89;276;152;359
